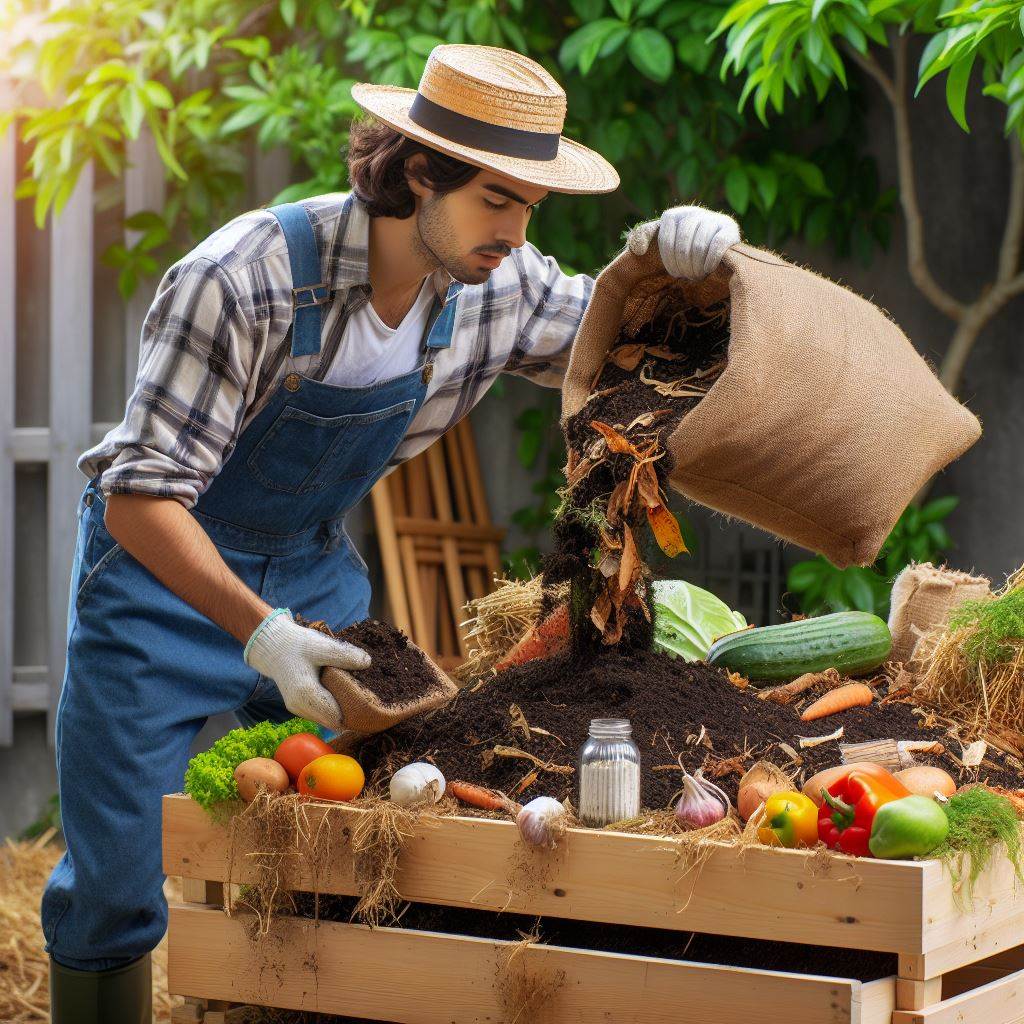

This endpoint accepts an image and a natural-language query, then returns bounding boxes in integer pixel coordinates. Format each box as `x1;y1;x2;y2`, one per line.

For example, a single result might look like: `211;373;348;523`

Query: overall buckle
292;284;328;309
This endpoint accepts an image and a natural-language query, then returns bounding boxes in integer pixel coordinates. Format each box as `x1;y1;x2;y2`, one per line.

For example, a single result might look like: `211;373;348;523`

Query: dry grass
915;570;1024;739
456;576;565;685
0;831;181;1022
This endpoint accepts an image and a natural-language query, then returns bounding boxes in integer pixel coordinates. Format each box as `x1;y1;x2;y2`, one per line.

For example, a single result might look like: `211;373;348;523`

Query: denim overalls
41;203;454;970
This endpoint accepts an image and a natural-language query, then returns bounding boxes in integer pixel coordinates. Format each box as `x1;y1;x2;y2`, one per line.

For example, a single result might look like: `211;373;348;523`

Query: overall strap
268;203;329;358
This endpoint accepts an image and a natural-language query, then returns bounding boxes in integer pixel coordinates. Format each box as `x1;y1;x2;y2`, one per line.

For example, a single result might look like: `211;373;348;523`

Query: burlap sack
562;230;982;567
887;562;991;665
320;652;456;735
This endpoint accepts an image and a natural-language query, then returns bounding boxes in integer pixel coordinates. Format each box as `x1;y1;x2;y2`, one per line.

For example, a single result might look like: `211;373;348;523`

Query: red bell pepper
817;768;911;857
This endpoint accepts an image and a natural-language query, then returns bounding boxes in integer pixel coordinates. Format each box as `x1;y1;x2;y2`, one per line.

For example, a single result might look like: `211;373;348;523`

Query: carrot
800;682;874;722
446;780;519;814
495;604;570;670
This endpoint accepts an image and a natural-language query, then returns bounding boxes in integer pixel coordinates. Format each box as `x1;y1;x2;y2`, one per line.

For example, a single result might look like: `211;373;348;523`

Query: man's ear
404;154;431;199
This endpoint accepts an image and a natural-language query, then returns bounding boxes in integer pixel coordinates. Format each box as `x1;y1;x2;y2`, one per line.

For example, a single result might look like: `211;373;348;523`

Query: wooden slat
406;456;439;652
168;904;875;1024
914;856;1024;975
11;421;116;462
0;83;15;745
456;417;502;580
892;964;1024;1024
123;126;165;397
47;161;94;741
425;444;468;657
391;516;505;544
369;479;412;636
162;794;928;954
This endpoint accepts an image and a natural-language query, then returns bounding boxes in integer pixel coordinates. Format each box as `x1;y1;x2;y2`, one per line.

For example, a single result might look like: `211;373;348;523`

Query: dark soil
288;892;897;983
303;617;444;707
357;647;1022;809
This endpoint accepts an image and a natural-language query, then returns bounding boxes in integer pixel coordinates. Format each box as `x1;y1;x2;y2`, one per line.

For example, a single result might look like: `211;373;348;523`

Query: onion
516;797;568;849
737;762;791;821
675;769;731;830
894;765;956;800
389;762;446;807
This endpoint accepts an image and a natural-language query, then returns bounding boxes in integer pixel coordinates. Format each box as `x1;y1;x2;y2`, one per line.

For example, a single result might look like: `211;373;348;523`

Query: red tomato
297;754;365;802
274;733;333;784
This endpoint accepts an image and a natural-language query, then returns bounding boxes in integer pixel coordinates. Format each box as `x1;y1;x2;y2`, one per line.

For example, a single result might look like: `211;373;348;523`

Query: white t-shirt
323;279;436;388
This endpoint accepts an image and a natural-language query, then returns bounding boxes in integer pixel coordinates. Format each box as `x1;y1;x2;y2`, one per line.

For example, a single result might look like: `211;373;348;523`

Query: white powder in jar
578;758;641;826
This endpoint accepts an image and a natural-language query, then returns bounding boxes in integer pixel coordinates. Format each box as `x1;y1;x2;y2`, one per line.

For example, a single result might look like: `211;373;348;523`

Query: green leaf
627;27;675;82
221;104;267;134
945;52;976;132
919;494;959;523
143;81;174;110
280;0;297;28
724;165;750;213
609;0;632;19
788;559;827;591
842;569;878;613
118;87;145;138
559;19;622;72
811;0;830;21
571;0;606;19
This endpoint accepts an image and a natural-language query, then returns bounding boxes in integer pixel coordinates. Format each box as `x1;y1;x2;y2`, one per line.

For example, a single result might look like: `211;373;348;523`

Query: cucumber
706;611;892;682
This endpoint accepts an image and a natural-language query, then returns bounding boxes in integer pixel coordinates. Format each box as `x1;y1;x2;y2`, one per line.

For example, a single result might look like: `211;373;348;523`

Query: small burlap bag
887;562;992;665
320;653;457;735
563;227;982;567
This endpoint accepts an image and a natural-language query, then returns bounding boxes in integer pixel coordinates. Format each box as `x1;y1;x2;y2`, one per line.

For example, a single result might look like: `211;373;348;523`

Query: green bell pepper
868;796;949;860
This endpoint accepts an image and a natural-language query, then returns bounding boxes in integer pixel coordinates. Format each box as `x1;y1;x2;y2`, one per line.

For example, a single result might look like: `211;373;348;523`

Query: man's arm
104;494;270;644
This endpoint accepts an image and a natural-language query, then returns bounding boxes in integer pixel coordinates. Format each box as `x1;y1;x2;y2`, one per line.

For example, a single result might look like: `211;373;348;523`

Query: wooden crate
163;794;1024;1023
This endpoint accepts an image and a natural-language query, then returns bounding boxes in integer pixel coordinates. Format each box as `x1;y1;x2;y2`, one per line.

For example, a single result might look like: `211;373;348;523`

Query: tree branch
887;32;966;322
842;43;896;106
996;139;1024;283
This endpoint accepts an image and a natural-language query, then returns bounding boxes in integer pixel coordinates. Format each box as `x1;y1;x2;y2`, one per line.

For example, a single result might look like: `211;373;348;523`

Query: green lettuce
652;580;747;661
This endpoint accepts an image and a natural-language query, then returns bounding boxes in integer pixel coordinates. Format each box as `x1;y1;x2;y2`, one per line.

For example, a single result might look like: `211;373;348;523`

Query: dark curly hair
346;118;480;218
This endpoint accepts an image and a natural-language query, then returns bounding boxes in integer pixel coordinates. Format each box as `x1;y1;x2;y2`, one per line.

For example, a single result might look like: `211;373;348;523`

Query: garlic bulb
516;796;568;849
389;762;446;807
674;769;731;830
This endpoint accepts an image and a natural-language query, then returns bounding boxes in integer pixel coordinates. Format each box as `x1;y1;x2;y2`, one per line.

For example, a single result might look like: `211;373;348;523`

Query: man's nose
495;210;529;250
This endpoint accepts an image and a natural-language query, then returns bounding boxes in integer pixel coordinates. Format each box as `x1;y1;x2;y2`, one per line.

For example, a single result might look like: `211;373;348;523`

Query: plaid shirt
80;191;594;509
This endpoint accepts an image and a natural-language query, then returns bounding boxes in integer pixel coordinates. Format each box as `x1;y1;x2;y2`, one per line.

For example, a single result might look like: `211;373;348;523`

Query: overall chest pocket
248;400;417;494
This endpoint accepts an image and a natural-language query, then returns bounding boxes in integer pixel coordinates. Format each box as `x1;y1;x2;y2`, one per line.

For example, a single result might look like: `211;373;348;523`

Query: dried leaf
636;461;662;509
647;503;687;557
606;479;632;527
960;740;987;768
607;343;646;370
509;703;530;742
643;345;685;361
591;588;612;634
798;726;844;748
491;745;575;773
589;420;642;457
618;524;640;594
513;769;540;796
778;742;804;765
597;552;620;578
566;455;598;488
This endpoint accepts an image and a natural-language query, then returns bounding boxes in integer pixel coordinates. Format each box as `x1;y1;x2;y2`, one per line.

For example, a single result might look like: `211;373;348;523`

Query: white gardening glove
243;609;371;733
626;205;740;281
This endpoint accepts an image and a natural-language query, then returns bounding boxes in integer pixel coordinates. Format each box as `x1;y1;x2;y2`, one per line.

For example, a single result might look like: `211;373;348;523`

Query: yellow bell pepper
758;791;819;848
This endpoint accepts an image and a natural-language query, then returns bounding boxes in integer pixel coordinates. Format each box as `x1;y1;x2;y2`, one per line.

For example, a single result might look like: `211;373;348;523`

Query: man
42;44;740;1021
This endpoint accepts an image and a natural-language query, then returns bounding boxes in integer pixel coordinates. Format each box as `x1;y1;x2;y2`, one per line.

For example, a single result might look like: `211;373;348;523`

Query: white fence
0;82;291;746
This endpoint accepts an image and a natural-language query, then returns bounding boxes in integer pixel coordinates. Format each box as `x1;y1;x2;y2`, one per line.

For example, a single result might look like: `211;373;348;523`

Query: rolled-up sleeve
504;242;594;389
80;257;255;509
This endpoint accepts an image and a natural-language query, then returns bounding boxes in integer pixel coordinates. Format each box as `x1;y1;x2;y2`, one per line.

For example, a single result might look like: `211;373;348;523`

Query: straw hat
351;44;620;195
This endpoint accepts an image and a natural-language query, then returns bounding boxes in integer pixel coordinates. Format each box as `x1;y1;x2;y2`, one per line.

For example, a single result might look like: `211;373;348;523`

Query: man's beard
415;194;495;285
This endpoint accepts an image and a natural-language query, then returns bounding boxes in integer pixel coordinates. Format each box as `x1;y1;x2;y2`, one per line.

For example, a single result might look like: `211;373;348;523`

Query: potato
894;765;956;800
234;757;289;803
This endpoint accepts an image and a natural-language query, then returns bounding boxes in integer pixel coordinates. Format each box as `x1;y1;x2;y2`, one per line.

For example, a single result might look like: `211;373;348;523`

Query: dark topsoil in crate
357;647;1022;808
303;617;444;707
288;892;897;983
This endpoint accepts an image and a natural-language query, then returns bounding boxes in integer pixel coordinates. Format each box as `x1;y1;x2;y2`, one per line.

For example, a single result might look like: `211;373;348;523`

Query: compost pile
357;647;1021;809
543;288;729;650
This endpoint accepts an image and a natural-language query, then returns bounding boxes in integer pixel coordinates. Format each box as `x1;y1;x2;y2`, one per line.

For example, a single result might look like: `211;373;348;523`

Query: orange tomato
274;733;333;784
297;754;365;802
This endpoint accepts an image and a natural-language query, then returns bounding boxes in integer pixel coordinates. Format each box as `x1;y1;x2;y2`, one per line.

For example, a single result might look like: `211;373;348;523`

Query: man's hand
244;610;371;733
626;205;740;281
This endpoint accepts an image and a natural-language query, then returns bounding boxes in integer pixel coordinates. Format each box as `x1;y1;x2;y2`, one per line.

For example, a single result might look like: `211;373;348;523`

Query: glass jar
577;718;641;827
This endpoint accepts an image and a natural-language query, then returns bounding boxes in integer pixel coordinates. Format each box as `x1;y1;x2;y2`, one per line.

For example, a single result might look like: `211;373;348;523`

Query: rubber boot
49;951;152;1024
